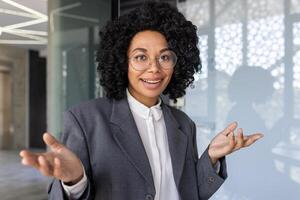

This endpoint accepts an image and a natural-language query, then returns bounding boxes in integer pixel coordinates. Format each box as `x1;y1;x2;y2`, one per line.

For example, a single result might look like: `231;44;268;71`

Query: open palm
208;122;263;164
20;133;83;184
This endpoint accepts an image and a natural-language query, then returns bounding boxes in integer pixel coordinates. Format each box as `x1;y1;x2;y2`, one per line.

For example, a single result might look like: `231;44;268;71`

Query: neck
127;88;158;107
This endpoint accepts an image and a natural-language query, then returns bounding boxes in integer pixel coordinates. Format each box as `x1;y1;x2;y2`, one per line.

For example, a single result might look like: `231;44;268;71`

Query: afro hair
97;1;201;101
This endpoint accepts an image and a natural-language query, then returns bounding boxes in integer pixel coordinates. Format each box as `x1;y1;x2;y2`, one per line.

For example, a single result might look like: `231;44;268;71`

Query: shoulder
66;97;113;119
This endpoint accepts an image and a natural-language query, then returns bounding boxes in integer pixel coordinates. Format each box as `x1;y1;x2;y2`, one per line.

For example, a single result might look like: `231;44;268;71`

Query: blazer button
208;176;215;184
145;194;154;200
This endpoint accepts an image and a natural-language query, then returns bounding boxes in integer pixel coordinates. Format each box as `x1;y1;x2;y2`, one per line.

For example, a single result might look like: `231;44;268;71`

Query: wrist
64;173;84;186
208;148;218;165
209;156;218;165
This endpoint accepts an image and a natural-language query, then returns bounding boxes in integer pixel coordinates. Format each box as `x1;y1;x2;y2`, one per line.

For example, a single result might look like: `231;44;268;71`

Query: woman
20;2;263;200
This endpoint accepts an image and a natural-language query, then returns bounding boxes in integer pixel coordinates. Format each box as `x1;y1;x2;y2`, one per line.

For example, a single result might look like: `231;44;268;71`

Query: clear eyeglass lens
130;50;177;71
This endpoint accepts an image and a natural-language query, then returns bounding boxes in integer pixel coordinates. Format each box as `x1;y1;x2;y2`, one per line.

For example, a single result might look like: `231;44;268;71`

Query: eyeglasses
128;50;177;71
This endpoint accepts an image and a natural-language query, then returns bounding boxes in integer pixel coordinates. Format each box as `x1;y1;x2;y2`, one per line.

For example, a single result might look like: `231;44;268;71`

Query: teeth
142;79;161;84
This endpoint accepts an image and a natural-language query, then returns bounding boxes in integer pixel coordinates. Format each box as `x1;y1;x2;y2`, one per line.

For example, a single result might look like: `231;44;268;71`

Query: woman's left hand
208;121;263;165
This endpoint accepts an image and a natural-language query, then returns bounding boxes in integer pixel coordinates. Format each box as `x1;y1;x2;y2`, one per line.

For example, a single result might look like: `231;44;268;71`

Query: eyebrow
131;47;171;53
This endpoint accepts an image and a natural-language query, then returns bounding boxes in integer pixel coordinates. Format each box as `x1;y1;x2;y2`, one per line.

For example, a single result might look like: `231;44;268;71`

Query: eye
160;53;172;62
133;54;148;62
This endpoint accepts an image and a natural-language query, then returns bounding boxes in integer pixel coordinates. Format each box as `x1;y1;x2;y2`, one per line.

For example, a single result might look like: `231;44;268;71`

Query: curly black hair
97;1;201;101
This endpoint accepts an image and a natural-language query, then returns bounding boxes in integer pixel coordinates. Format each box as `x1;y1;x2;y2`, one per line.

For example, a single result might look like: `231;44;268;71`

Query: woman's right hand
20;133;84;185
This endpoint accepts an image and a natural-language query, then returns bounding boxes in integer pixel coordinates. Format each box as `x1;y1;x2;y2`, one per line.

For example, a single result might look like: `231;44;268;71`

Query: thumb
43;133;63;152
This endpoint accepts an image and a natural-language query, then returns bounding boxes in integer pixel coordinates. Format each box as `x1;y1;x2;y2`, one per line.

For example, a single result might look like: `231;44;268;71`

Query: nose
147;58;160;72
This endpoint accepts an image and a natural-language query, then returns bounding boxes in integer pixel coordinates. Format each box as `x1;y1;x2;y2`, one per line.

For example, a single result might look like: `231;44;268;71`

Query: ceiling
0;0;177;51
0;0;48;50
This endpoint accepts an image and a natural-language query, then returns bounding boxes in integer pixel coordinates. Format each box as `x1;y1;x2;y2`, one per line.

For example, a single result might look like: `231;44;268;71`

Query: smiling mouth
141;79;162;84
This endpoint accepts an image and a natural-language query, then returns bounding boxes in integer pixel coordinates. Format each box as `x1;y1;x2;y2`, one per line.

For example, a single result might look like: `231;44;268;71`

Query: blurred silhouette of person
225;66;300;200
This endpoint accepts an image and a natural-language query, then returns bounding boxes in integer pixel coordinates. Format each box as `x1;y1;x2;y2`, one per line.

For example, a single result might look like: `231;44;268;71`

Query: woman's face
127;30;174;107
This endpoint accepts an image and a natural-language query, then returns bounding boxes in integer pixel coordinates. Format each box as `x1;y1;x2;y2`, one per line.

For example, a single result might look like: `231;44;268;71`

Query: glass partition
179;0;300;199
47;0;111;138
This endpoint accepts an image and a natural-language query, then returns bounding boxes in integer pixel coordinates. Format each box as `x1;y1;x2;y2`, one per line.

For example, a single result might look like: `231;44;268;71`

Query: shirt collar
126;89;162;121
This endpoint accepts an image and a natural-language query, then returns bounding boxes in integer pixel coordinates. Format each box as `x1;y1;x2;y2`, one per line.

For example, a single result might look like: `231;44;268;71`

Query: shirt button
145;194;154;200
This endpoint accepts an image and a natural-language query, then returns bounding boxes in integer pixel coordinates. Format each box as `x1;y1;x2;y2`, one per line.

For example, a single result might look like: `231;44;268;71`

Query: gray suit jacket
48;97;227;200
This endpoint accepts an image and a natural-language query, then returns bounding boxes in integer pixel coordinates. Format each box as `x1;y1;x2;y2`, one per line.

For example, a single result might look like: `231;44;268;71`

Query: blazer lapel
161;103;188;188
110;98;155;192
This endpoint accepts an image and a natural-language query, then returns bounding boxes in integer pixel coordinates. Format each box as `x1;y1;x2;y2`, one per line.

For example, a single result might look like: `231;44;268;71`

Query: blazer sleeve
192;121;228;200
48;110;94;200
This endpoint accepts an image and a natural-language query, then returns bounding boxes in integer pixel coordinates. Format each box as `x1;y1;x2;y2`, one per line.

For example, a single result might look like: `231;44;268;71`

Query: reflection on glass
180;0;300;199
197;35;208;79
48;0;110;137
291;0;300;14
215;0;243;26
247;0;283;20
247;16;284;69
177;0;209;28
215;23;242;75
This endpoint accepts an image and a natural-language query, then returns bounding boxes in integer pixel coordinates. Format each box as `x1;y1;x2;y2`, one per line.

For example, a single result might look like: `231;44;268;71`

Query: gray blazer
48;97;227;200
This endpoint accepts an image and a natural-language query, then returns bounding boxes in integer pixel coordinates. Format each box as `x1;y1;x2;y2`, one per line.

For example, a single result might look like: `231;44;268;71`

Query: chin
141;90;162;99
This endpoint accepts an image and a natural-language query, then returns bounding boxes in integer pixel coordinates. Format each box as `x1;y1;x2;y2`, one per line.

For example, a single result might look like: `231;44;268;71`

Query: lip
141;78;162;83
140;77;164;80
140;78;163;90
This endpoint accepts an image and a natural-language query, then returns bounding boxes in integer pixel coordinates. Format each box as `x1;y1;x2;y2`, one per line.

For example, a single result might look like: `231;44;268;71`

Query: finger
222;122;238;136
19;150;27;157
38;155;53;177
43;133;63;152
20;150;40;168
21;157;39;168
53;157;63;179
234;128;244;151
244;133;263;139
244;133;264;147
20;150;33;159
20;150;40;158
227;132;236;152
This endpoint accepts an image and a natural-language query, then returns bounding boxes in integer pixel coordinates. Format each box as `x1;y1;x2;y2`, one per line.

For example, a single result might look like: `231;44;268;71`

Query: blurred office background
0;0;299;199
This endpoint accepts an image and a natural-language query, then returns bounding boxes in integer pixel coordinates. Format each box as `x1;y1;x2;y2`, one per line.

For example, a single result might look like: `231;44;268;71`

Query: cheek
128;68;143;82
165;69;174;81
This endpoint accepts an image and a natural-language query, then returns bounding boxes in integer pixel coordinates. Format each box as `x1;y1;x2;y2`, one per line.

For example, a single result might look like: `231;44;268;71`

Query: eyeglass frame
128;49;178;71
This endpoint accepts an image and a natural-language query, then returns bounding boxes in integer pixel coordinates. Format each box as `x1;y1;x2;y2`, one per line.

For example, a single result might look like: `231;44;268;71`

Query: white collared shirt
62;90;180;200
127;90;180;200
